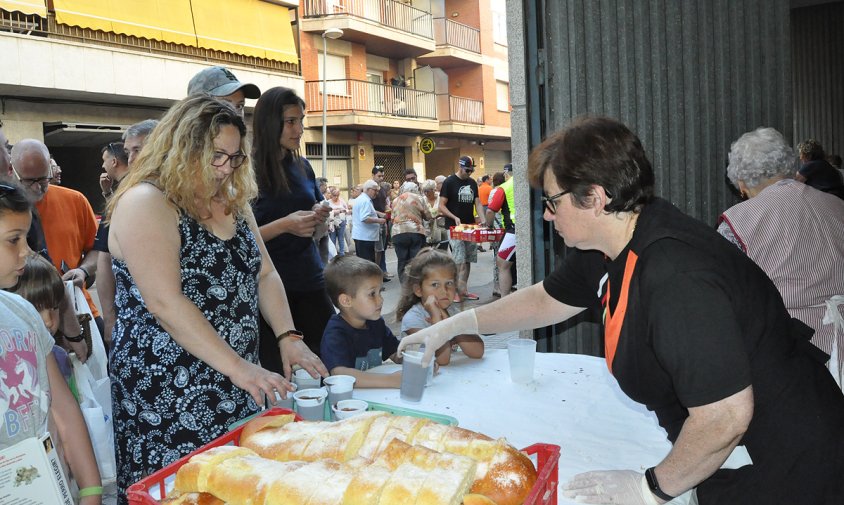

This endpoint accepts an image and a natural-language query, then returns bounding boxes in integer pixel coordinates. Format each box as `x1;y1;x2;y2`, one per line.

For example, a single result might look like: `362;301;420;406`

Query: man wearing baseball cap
187;65;261;118
439;155;485;301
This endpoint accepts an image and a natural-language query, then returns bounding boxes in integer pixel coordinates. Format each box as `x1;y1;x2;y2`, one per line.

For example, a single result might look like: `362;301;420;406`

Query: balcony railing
0;10;299;74
303;0;433;39
436;94;484;124
432;17;480;53
305;79;438;120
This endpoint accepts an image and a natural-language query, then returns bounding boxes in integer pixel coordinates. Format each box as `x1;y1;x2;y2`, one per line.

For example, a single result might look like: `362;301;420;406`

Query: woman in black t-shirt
251;87;333;376
399;117;844;505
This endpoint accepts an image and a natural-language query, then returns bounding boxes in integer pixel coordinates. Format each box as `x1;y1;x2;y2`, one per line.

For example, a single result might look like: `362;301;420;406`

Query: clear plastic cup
400;351;428;403
508;338;537;383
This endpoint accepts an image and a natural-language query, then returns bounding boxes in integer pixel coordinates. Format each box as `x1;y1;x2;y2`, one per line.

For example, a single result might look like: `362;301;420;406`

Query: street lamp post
321;28;344;179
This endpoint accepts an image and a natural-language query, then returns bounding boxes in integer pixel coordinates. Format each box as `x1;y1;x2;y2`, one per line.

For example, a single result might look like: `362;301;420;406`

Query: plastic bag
66;282;107;381
70;353;116;483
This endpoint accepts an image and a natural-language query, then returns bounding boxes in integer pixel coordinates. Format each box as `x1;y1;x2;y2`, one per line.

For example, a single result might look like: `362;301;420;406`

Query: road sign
419;137;435;154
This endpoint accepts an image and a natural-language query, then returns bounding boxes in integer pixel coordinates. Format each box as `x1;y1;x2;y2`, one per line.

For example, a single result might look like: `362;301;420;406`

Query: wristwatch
64;333;85;343
645;467;675;501
276;329;304;344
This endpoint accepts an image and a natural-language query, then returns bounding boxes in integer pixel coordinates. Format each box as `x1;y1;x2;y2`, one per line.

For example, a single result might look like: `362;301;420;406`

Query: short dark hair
492;172;505;186
324;255;383;308
372;165;385;175
528;116;654;213
0;177;32;216
480;175;490;183
404;168;417;176
10;254;64;311
102;142;129;165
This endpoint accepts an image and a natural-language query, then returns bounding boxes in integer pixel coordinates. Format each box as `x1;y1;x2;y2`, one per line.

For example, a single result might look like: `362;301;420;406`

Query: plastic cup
293;388;328;421
508;339;537;383
272;389;294;410
293;368;321;390
324;375;356;420
332;399;369;420
400;351;428;403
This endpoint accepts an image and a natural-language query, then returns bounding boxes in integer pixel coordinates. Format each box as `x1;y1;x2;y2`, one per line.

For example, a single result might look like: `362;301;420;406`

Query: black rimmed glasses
11;166;53;190
211;151;248;169
541;189;572;215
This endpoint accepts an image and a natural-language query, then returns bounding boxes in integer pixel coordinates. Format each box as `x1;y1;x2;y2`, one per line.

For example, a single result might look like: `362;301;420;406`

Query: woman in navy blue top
251;87;335;370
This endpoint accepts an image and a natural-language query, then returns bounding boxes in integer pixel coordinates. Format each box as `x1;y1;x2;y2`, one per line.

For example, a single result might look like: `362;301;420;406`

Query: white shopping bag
823;295;844;390
70;353;116;484
65;281;108;381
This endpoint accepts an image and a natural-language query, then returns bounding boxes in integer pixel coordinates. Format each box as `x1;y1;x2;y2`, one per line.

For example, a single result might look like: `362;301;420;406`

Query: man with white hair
352;180;387;264
11;138;101;333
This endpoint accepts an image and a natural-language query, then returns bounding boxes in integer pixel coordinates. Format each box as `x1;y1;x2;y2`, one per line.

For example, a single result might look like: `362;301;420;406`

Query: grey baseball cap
187;66;261;99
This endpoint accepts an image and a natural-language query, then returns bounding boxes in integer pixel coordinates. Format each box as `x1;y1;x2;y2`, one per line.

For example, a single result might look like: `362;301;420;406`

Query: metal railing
436;94;483;124
432;17;480;53
0;10;300;74
305;79;438;120
303;0;433;39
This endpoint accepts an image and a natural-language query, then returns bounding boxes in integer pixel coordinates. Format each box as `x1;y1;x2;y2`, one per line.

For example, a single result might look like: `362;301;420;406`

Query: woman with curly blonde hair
106;95;327;501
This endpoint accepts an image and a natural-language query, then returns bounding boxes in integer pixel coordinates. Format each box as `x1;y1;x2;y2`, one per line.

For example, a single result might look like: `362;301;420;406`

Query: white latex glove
396;309;478;366
563;470;662;505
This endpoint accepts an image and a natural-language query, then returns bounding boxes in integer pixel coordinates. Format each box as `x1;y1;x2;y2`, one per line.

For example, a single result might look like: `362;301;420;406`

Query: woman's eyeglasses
541;189;571;214
211;151;248;169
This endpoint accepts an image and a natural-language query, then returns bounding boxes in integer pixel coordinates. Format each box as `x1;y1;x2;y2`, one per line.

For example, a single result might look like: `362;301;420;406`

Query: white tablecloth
356;349;692;504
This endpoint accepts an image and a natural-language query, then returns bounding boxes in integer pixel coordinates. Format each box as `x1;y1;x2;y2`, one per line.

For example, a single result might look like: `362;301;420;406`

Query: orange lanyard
603;251;639;374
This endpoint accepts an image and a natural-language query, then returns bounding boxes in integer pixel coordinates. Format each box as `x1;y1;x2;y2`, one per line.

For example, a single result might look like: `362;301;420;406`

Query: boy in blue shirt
321;256;402;387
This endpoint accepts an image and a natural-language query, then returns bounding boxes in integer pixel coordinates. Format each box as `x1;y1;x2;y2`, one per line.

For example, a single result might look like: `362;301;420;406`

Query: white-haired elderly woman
422;179;448;250
718;127;844;386
391;181;433;281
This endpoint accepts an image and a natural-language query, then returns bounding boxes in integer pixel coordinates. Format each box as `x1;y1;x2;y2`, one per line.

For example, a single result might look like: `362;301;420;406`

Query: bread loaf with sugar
167;438;477;505
240;412;536;505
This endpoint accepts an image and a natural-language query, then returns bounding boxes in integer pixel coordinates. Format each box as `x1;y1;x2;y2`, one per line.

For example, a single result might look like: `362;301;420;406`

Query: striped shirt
718;179;844;371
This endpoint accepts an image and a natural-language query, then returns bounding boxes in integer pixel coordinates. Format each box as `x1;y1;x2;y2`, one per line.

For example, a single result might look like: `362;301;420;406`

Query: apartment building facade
0;0;302;206
298;0;512;190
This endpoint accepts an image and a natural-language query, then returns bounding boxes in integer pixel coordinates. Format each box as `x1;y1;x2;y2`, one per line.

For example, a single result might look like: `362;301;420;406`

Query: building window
318;52;347;95
496;81;510;111
492;0;507;46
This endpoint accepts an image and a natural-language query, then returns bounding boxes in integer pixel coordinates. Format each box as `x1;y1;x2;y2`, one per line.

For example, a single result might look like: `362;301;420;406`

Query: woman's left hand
279;337;329;381
230;360;295;405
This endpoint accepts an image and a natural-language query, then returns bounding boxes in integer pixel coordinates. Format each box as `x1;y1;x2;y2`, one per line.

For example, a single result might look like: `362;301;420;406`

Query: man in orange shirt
10;139;100;329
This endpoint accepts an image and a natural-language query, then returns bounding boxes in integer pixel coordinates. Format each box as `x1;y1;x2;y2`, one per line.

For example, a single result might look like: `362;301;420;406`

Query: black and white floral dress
110;213;261;502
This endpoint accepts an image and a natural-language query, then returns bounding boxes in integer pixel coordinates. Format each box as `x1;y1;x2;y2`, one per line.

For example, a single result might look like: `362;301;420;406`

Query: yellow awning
192;0;298;64
52;0;298;64
53;0;196;46
0;0;46;16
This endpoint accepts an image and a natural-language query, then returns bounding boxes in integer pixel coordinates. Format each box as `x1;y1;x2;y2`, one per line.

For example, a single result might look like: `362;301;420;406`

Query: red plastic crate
449;226;506;243
127;408;561;504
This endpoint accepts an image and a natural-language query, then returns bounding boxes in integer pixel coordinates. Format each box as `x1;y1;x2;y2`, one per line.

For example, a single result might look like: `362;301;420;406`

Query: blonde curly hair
106;95;257;221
